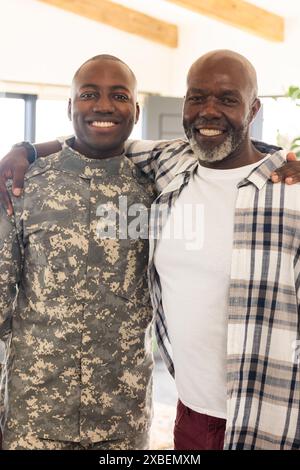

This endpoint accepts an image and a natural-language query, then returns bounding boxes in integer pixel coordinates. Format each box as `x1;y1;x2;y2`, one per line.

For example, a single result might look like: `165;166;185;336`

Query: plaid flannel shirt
126;138;300;450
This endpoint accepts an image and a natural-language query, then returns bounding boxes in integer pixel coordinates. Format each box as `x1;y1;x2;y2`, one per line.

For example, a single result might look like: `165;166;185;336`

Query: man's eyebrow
187;87;241;96
79;84;131;93
79;84;98;89
187;88;206;94
219;89;242;96
110;85;131;93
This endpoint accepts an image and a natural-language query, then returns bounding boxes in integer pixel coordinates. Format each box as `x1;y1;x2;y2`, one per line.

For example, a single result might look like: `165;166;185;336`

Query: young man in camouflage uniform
0;55;156;450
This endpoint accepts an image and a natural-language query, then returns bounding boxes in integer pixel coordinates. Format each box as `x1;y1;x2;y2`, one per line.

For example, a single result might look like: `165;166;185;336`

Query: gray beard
188;123;249;163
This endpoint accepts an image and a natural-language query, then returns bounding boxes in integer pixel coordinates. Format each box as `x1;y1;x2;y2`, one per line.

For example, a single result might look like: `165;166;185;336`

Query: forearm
34;140;62;159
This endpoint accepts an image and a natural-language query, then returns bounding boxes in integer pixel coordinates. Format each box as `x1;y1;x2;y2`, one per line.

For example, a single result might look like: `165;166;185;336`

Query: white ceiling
247;0;299;17
1;0;299;97
111;0;300;25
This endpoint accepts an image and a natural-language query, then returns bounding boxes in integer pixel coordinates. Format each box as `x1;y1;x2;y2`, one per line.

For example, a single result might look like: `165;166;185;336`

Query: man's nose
92;95;115;113
199;97;222;119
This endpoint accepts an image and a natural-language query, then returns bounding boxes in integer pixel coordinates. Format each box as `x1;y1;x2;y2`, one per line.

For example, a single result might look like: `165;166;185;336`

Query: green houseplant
285;86;300;157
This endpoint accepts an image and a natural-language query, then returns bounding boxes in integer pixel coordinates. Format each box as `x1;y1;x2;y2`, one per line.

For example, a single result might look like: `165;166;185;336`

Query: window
0;95;25;156
261;97;300;149
0;90;144;160
35;99;73;142
0;92;37;158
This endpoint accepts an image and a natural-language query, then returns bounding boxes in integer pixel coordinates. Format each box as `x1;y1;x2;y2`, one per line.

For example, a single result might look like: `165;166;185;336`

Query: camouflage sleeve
0;203;23;340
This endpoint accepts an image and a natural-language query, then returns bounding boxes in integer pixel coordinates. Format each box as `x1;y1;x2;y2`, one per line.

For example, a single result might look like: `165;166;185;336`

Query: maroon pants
174;400;226;450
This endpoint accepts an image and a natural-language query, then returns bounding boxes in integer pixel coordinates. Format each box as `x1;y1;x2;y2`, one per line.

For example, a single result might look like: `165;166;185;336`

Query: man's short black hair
73;54;137;86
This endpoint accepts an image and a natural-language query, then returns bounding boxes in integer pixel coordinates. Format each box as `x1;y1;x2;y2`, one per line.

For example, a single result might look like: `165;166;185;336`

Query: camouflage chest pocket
23;221;80;300
95;222;152;307
95;167;155;308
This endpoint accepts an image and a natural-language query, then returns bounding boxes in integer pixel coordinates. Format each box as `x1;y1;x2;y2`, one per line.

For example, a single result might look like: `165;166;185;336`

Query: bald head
187;50;258;102
72;54;137;98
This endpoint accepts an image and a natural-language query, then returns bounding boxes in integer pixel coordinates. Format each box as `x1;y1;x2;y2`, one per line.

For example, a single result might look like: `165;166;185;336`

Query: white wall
1;0;300;97
168;9;300;97
0;0;172;95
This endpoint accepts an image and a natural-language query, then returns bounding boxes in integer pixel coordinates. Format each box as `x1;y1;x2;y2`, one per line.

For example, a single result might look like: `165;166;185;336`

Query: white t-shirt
154;157;268;419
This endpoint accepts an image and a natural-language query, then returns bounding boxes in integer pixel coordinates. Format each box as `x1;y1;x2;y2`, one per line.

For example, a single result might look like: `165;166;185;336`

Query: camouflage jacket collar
58;145;126;178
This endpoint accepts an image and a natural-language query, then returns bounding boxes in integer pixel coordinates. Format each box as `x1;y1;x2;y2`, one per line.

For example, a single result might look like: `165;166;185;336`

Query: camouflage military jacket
0;145;156;444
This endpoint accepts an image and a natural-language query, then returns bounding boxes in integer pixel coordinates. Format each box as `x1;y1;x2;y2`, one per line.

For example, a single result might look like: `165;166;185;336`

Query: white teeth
199;129;223;136
91;121;116;128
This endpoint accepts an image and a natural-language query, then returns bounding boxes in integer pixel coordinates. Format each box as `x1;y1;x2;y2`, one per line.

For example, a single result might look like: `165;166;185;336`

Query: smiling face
183;52;260;164
69;58;139;159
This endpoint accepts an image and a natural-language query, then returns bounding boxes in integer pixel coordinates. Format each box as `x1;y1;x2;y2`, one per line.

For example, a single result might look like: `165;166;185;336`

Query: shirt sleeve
125;139;182;180
0;202;23;341
0;202;21;431
252;139;282;154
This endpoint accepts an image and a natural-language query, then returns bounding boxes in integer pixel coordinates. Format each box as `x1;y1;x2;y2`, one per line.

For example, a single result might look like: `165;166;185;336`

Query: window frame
0;92;37;142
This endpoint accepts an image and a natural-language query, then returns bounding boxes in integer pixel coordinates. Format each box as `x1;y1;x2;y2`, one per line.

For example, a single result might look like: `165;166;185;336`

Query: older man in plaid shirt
126;50;300;450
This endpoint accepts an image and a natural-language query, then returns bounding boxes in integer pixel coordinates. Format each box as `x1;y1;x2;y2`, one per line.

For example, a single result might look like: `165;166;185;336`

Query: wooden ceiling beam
38;0;178;48
167;0;284;42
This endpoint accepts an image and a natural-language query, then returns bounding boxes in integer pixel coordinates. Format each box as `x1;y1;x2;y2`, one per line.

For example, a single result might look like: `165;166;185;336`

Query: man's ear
68;99;72;121
135;102;140;124
250;98;261;123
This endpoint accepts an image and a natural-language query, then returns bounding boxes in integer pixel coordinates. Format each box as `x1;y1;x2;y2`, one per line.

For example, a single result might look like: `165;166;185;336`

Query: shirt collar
173;149;287;190
173;148;198;176
237;150;287;190
52;143;126;178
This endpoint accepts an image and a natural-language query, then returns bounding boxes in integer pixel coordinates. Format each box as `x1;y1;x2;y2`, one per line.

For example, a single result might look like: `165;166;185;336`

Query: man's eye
80;92;96;100
221;97;238;105
188;96;205;103
114;94;129;101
